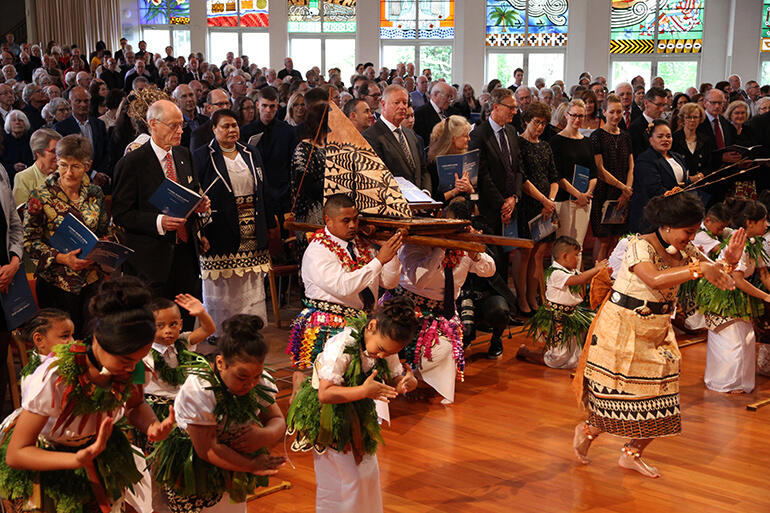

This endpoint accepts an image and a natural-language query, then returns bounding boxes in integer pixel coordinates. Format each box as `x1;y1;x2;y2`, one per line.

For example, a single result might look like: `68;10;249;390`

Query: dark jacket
22;105;45;131
619;102;643;132
697;115;737;165
363;118;431;192
193;139;275;256
54;115;111;175
240;117;297;215
112;141;200;284
628;148;689;233
468;119;523;232
0;131;34;183
628;114;652;158
190;119;214;151
413;102;442;149
672;129;713;178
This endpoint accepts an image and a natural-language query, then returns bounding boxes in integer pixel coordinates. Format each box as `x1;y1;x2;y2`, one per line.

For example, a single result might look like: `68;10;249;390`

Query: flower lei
19;350;42;378
152;339;198;387
442;249;465;269
745;236;769;267
48;343;136;434
308;229;374;271
545;265;583;296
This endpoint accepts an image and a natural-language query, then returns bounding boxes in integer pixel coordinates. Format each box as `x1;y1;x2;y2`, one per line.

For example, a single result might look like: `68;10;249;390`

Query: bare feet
729;389;746;394
573;423;594;464
618;448;661;478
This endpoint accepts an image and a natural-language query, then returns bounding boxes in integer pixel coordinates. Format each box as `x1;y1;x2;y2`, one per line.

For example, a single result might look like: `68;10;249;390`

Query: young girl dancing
0;276;175;513
286;296;420;513
18;309;74;384
151;314;286;513
699;200;770;393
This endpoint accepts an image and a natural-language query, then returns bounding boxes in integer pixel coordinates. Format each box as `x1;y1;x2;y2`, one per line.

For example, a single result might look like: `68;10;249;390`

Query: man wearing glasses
190;88;231;150
628;86;668;158
697;88;738;166
53;86;111;177
414;80;454;150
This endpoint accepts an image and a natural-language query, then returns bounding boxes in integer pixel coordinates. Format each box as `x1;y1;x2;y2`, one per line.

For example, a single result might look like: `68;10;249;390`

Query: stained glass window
207;0;269;27
288;0;356;33
610;0;704;54
485;0;568;48
380;0;454;40
140;0;190;25
762;0;770;53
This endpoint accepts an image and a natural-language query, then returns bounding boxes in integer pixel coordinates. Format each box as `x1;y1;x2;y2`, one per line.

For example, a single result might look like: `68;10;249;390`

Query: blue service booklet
393;176;441;207
436;149;480;196
528;212;559;243
469;112;481;124
0;267;38;330
570;164;591;201
48;213;133;271
502;219;519;253
149;177;203;219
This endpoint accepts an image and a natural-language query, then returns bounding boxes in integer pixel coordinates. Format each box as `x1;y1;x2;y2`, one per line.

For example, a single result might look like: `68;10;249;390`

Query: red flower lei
309;229;375;271
442;249;465;269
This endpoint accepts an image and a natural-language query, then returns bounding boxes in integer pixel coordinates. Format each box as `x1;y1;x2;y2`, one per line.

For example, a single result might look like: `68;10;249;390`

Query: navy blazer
193;139;275;257
628;148;689;233
413;102;442;147
363;118;431;192
697;115;737;165
54;115;111;175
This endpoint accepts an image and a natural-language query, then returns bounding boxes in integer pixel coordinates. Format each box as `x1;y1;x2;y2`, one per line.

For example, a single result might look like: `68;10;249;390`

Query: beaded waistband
387;287;443;312
302;298;363;318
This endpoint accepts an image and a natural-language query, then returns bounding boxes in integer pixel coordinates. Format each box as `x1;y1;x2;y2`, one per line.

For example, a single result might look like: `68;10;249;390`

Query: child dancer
18;309;74;383
287;296;419;513
699;200;770;393
518;236;606;369
151;314;286;513
0;277;175;513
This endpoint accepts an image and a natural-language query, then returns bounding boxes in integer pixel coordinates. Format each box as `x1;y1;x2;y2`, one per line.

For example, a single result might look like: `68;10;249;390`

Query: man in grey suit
364;84;431;193
410;75;429;109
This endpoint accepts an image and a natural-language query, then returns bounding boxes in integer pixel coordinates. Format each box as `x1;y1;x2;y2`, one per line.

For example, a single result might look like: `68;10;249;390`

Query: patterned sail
324;102;412;218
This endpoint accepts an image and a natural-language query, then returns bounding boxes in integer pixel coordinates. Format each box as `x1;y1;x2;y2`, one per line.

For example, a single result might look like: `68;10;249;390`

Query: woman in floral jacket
24;134;109;337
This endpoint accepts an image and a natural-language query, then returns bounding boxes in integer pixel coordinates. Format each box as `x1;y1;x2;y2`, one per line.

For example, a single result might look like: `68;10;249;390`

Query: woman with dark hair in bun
628;120;690;233
573;192;745;478
1;276;176;513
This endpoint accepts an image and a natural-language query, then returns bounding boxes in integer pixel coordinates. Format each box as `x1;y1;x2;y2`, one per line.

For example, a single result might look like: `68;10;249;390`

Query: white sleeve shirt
150;138;177;235
398;244;495;301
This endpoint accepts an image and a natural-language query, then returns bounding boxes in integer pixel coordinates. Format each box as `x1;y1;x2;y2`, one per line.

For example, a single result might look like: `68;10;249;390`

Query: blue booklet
149;177;203;219
0;267;38;330
436;149;480;195
570;164;591;200
393;176;441;207
469;112;481;124
502;219;519;253
48;213;134;271
528;212;558;243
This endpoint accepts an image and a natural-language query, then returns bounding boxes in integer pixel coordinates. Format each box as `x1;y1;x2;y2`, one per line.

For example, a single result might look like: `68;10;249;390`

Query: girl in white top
0;277;176;513
519;236;606;369
286;297;420;513
152;314;286;513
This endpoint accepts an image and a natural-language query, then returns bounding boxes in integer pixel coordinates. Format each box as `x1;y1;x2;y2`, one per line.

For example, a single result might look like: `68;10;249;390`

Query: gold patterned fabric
200;194;271;280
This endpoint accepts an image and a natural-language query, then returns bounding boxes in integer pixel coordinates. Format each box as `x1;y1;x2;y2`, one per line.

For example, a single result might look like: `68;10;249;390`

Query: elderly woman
516;102;559;314
285;92;306;126
232;96;257;127
757;96;770;115
1;110;34;182
48;98;71;125
629;120;689;233
672;103;712;187
726;100;755;147
451;84;481;120
427;115;475;205
24;134;108;336
12;128;61;206
193;109;275;330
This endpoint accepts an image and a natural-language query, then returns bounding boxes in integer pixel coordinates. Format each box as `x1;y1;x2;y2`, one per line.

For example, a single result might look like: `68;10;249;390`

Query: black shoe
487;337;503;359
508;315;525;327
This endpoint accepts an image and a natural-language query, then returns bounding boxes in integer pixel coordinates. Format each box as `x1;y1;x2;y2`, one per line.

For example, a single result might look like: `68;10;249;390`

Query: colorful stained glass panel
610;0;656;43
140;0;170;24
761;0;770;52
485;1;568;48
323;0;356;33
289;0;322;32
239;0;269;27
380;0;454;40
207;0;239;26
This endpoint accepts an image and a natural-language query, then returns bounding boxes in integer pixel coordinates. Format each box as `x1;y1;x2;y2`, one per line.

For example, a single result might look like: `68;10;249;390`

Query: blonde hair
678;102;705;124
725;100;749;121
428;115;471;163
285;92;305;123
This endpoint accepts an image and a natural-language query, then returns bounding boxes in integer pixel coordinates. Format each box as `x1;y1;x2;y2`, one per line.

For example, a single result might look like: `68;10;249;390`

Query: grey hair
382;84;408;102
615;82;632;92
64;71;77;87
30;128;62;156
4;110;31;134
146;100;177;124
757;97;770;110
22;83;40;104
132;76;149;90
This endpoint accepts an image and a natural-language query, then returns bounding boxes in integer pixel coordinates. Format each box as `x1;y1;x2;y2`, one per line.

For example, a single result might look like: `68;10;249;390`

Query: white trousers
417;334;456;404
313;451;382;513
705;320;756;393
544;338;581;369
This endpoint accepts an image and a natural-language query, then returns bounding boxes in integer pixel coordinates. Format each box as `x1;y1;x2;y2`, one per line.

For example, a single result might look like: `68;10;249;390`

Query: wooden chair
267;216;299;328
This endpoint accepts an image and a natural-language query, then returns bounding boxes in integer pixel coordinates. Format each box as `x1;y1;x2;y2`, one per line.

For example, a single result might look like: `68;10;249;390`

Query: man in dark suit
468;87;523;280
98;57;122;91
21;84;47;131
173;84;208;148
190;88;231;150
277;57;302;81
616;82;642;131
53;86;111;176
413;81;453;148
364;84;431;192
698;88;738;166
112;100;210;328
241;86;297;220
747;111;770;191
628;86;668;158
181;57;202;84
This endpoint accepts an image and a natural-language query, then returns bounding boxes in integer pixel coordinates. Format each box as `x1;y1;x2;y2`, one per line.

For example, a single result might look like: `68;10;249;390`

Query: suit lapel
485;122;505;165
380;121;413;174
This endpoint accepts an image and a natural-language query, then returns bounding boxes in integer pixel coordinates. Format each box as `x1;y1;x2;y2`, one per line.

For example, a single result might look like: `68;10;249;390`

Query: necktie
395;128;417;175
443;261;455;319
498;129;516;196
624;110;631;128
164;153;189;242
713;118;725;149
347;241;375;311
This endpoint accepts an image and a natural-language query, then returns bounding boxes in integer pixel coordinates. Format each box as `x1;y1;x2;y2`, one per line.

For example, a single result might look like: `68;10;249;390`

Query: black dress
291;140;326;256
589;128;632;237
517;137;558;239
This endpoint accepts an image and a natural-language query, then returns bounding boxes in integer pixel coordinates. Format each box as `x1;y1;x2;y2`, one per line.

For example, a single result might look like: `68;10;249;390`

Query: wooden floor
251;305;770;513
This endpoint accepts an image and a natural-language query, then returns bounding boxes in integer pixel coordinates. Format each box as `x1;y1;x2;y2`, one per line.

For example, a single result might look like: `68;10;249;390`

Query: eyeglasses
684;115;700;121
58;161;87;172
210;101;231;108
566;112;585;119
650;101;667;108
530;119;547;126
496;102;516;111
156;119;184;131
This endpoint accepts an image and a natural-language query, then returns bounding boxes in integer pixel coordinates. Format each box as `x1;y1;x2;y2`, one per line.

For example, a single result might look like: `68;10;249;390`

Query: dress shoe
487;336;503;359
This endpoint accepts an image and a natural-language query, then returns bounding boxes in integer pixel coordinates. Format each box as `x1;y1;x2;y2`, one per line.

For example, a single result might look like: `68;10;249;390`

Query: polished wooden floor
251;306;770;513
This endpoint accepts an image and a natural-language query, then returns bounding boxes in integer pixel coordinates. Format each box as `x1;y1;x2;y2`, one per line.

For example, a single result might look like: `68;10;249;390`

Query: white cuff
156;214;166;235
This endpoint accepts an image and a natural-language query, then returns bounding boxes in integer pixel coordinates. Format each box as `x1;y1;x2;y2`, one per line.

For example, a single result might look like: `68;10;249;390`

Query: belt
609;290;675;316
302;298;363;318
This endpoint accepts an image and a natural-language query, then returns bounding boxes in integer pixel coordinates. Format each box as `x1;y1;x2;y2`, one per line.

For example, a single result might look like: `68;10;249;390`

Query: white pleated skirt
705;320;756;393
313;451;382;513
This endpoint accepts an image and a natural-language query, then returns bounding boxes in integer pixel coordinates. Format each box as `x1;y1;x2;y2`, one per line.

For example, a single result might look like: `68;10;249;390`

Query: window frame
484;47;566;88
380;40;455;83
288;32;355;78
207;26;270;66
609;54;700;92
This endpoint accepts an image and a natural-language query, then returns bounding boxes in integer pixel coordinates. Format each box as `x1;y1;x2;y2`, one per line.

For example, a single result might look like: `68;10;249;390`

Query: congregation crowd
0;30;769;512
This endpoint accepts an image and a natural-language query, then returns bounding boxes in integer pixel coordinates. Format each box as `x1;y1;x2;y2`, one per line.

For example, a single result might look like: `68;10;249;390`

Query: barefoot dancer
573;191;744;478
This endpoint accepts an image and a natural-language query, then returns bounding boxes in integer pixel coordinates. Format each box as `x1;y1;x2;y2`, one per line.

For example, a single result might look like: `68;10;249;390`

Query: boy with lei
518;236;607;369
698;200;770;393
286;296;420;513
382;202;495;404
0;277;176;513
150;314;286;513
287;193;403;394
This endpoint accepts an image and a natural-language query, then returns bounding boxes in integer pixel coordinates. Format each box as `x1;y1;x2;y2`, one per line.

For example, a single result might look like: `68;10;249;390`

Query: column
189;0;206;55
356;0;380;68
729;0;762;81
455;0;486;92
565;0;611;83
269;0;289;70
